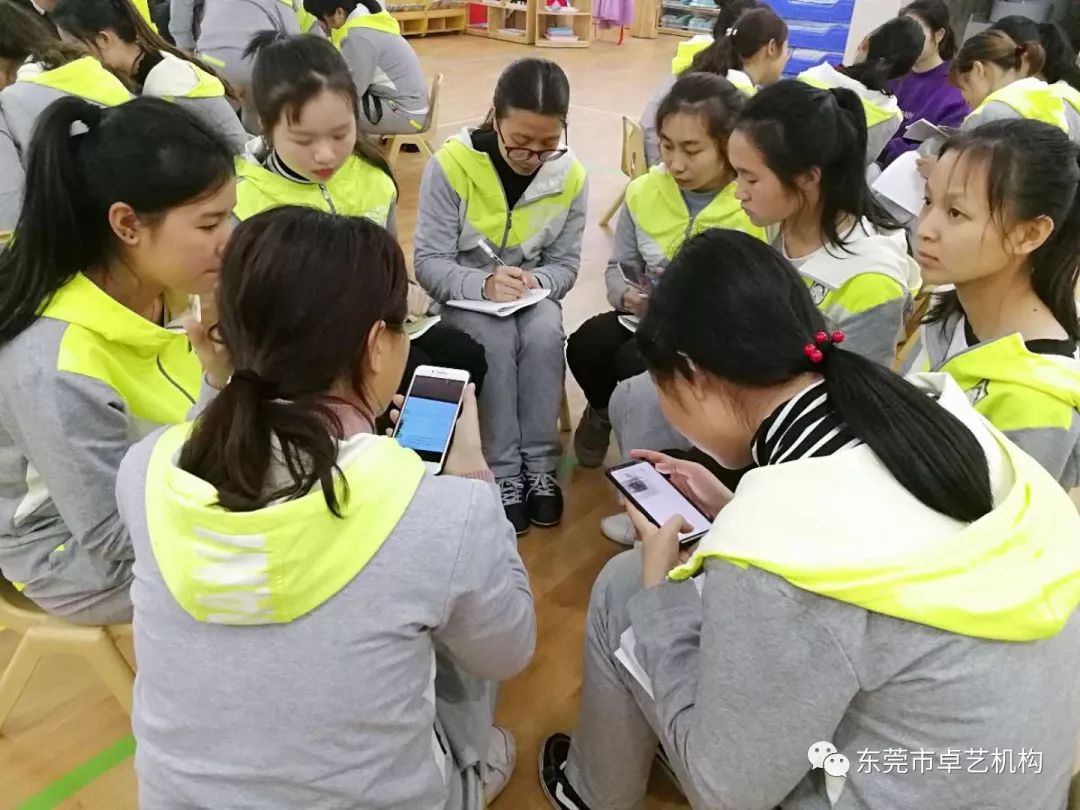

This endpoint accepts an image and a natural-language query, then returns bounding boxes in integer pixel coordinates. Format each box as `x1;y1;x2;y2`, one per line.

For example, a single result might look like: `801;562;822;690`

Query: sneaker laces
498;475;525;506
527;471;558;497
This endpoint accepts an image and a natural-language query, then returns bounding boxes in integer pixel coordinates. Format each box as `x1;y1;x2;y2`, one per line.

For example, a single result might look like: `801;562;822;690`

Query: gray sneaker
600;513;636;547
573;406;611;468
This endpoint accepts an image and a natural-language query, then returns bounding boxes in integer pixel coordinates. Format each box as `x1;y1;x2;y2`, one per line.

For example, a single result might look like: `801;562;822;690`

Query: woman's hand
630;449;733;519
621;288;648;316
627;504;692;588
184;291;231;390
484;267;539;302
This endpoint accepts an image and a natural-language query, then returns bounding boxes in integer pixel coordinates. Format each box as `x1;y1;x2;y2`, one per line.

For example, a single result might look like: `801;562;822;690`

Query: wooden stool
385;73;444;171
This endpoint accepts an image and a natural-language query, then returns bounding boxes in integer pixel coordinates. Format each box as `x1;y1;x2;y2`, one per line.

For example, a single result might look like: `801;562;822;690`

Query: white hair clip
726;26;737;36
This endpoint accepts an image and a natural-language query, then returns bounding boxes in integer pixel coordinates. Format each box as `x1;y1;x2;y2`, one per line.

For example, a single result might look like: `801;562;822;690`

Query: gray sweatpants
441;298;565;480
197;45;260;132
609;372;688;460
567;549;708;810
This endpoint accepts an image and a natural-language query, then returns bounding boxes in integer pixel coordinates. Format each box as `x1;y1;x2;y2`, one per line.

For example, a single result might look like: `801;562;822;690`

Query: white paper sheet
871;151;925;217
445;288;551;318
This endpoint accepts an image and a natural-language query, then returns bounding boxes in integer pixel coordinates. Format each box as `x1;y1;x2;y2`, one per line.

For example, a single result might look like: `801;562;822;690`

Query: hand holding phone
606;459;712;545
392;366;471;474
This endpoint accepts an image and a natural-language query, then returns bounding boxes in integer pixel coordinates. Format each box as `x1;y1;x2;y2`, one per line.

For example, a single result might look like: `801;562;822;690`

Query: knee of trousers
518;299;566;354
588;549;644;644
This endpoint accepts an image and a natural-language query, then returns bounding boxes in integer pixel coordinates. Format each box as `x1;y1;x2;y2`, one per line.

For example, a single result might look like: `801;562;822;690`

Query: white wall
844;0;906;61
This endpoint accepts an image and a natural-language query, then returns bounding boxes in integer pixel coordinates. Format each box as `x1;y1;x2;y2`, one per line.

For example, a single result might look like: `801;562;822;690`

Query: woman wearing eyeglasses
414;58;587;535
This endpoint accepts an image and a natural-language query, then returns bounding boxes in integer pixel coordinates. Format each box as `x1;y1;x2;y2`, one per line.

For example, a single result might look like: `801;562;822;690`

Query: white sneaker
600;513;636;547
484;724;517;805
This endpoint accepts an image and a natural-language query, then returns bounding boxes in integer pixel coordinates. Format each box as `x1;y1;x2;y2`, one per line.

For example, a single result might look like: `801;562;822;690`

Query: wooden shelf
535;36;589;45
390;3;467;36
536;9;590;14
464;0;592;46
657;25;693;36
660;2;718;12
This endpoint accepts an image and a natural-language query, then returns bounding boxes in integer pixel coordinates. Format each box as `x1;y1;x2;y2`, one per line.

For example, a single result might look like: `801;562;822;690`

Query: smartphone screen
618;263;660;294
394;373;467;464
607;460;711;543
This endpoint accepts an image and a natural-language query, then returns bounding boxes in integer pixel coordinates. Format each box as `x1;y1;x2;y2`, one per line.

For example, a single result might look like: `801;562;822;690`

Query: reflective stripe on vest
332;10;401;47
970;78;1069;132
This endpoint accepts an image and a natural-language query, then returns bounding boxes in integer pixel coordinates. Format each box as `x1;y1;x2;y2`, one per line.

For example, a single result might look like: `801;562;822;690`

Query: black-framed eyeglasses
495;122;569;163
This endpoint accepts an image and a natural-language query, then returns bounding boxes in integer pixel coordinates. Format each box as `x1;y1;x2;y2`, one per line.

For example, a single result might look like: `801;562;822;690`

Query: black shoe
498;475;530;536
526;471;563;527
539;733;592;810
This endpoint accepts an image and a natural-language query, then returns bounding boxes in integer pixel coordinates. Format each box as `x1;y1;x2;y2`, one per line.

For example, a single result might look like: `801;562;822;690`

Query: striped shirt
751;381;862;467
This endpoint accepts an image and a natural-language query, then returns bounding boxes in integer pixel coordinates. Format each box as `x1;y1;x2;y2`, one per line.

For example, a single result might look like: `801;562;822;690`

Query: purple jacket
880;61;969;166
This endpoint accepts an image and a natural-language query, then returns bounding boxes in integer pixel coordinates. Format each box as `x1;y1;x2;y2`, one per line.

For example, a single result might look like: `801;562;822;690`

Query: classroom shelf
537;9;590;15
657;25;692;36
390;2;467;36
660;3;718;13
465;0;535;43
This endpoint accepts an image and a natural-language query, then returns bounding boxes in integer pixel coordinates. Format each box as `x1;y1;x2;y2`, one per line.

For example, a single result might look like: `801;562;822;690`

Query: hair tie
726;26;737;37
802;330;845;365
230;369;280;398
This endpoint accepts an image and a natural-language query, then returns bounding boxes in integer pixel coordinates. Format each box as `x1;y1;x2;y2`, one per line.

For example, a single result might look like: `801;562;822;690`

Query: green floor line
16;735;135;810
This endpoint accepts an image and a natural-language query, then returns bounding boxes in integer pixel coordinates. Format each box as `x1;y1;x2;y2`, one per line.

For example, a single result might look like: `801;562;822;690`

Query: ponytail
52;0;238;102
179;208;409;515
636;229;993;523
737;81;902;250
245;31;396;189
953;30;1044;83
0;97;234;342
842;16;924;92
927;120;1080;340
688;7;787;76
1038;22;1080;88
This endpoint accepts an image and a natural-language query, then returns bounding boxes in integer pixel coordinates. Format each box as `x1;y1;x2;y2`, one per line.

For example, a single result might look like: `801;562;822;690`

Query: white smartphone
392;365;470;474
606;459;711;545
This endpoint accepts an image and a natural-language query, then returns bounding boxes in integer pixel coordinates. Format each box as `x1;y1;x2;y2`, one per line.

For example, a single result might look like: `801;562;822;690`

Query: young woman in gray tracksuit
52;0;249;151
0;0;132;237
168;0;299;128
414;59;587;536
0;96;236;623
305;0;428;135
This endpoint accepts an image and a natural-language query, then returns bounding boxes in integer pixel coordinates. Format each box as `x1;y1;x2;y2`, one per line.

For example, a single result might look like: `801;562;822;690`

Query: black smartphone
605;459;711;545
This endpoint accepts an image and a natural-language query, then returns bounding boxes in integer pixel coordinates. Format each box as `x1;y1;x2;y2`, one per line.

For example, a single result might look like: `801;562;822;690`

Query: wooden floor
0;33;690;809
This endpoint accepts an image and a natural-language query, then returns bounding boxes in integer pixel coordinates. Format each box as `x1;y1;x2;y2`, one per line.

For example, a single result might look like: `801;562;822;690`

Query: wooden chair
599;117;648;228
559;388;572;433
0;576;134;732
385;73;444;171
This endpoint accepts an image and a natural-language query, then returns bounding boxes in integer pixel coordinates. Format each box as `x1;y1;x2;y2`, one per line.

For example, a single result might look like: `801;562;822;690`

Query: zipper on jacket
157;357;196;406
320;185;337;214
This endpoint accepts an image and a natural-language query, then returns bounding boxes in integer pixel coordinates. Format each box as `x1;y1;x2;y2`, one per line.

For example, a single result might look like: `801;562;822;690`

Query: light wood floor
0;33;690;809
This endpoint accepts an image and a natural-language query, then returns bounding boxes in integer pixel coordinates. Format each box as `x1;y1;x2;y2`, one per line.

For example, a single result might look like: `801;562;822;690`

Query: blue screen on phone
394;375;465;462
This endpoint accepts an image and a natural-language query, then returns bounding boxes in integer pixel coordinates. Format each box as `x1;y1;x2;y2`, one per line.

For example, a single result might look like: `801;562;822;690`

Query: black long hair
926;119;1080;341
656;72;744;155
638;229;994;523
244;30;394;184
0;97;234;342
841;16;925;93
990;15;1080;89
688;7;787;76
901;0;956;60
735;79;902;249
951;29;1044;85
0;0;83;69
302;0;380;21
178;207;409;516
51;0;236;100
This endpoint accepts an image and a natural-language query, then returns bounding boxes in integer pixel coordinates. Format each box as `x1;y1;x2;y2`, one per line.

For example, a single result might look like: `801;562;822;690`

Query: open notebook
446;288;550;318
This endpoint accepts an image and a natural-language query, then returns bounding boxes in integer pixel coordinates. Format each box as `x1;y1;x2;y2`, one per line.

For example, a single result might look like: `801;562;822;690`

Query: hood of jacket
145;426;426;625
798;219;921;293
442;128;581;205
799;62;901;126
16;56;132;107
672;373;1080;641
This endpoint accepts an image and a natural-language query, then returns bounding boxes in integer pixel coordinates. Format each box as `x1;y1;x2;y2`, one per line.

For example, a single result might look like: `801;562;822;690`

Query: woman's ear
107;202;143;246
1007;214;1055;260
793;166;822;196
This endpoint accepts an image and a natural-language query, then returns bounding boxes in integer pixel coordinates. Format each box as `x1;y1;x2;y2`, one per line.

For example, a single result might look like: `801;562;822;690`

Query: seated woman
0;97;235;623
902;119;1080;495
540;228;1080;810
168;0;300;129
988;16;1080;130
0;0;132;235
120;207;534;809
414;58;586;535
952;29;1079;141
238;31;486;393
879;0;969;167
569;72;764;468
798;15;925;165
668;0;756;77
642;6;789;166
606;80;920;545
53;0;249;151
304;0;428;135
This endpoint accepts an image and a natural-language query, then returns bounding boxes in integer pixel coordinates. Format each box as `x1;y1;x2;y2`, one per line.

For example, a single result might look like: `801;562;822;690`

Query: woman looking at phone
540;228;1080;810
566;73;764;469
119;207;534;809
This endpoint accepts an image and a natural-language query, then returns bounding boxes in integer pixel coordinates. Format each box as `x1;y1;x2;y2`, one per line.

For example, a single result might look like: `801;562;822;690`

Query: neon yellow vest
434;134;587;254
970;78;1068;131
1052;80;1080;114
624;167;765;266
145;426;425;624
21;57;132;107
799;69;898;129
178;62;227;100
234;153;396;226
331;10;401;47
671;37;711;75
41;273;201;431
